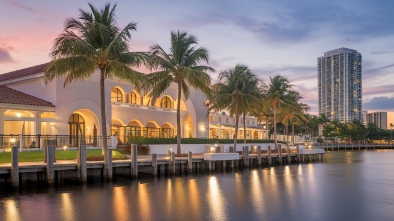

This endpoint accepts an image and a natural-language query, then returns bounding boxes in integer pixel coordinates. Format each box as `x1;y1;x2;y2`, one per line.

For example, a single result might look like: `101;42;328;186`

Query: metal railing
0;134;112;150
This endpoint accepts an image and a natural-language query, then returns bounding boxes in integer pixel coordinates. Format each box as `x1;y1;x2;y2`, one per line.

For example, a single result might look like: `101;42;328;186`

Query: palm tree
147;31;214;154
264;75;298;154
45;3;146;166
279;101;308;144
210;64;261;151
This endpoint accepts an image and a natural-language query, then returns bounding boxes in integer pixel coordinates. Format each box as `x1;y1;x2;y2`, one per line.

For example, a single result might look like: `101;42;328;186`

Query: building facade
366;112;387;130
318;48;362;123
0;64;267;148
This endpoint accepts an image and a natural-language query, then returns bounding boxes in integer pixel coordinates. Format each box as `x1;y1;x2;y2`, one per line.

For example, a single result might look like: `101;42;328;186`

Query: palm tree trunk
176;82;182;154
234;103;239;152
243;113;246;144
291;123;294;144
100;69;108;166
274;105;277;150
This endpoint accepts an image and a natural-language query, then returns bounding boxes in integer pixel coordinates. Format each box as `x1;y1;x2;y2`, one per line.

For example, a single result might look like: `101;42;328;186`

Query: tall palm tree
210;64;261;151
45;3;146;166
147;31;214;154
265;75;297;154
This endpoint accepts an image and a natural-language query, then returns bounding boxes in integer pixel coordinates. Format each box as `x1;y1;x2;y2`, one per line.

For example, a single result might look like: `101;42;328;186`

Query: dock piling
267;146;272;165
78;143;87;183
188;151;193;173
257;146;261;166
152;154;157;175
131;144;138;177
11;146;19;188
46;145;55;186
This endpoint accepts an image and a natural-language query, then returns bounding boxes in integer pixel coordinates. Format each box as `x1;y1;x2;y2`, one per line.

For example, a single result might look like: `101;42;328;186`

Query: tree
45;3;146;166
210;65;261;151
279;101;308;144
264;75;298;152
147;31;214;154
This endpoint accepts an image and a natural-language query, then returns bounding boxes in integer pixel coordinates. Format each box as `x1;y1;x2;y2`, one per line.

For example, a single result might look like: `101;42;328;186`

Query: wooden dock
0;144;324;188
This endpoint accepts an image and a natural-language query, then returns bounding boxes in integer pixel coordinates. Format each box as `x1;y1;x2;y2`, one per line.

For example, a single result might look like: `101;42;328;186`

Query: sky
1;0;394;123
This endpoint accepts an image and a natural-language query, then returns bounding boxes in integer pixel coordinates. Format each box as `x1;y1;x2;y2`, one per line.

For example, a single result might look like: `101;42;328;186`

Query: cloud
363;85;394;96
0;47;13;63
177;0;394;44
363;97;394;111
370;50;394;55
8;0;38;13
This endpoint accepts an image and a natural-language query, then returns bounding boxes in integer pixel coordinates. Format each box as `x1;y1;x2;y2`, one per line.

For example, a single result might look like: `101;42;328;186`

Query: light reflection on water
1;151;394;221
5;200;20;221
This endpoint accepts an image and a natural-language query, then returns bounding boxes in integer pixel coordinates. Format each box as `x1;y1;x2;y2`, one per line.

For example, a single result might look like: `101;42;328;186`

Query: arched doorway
69;113;85;146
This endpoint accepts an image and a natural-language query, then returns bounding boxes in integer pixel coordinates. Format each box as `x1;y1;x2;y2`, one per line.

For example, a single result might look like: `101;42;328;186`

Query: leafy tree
45;3;147;166
147;31;214;154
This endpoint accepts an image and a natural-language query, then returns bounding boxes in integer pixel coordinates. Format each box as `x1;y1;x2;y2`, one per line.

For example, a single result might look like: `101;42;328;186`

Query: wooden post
278;144;282;164
19;134;23;152
152;153;157;175
267;145;272;165
188;151;193;173
107;150;113;180
78;143;87;183
257;146;261;166
44;144;47;163
171;152;175;174
46;145;54;186
131;144;138;177
243;146;249;166
11;146;19;188
296;145;300;162
287;145;291;163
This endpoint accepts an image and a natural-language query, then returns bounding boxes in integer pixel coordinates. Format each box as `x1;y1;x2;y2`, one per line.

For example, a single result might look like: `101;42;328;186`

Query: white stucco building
0;63;267;147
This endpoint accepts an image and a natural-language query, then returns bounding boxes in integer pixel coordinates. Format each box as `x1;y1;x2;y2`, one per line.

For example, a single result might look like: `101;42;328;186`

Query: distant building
361;111;368;125
367;112;387;130
318;47;362;123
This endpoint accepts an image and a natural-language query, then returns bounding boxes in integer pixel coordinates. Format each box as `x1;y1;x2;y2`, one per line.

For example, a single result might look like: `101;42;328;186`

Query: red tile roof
0;63;49;82
0;86;55;107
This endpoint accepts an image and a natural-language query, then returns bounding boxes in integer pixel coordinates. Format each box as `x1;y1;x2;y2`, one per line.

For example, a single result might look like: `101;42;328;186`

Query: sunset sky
1;0;394;121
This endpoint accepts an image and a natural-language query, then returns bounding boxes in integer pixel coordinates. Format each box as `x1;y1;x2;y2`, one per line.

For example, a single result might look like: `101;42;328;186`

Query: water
1;150;394;221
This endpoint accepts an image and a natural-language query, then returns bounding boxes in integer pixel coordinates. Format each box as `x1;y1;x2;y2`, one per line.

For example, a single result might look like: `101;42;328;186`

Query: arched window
111;88;123;102
160;97;171;109
130;91;137;104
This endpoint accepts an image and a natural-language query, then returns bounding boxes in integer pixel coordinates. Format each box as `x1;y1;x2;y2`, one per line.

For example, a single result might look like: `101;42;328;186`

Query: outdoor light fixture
16;113;21;118
210;147;215;153
51;122;54;126
63;145;68;151
43;122;47;126
10;138;16;144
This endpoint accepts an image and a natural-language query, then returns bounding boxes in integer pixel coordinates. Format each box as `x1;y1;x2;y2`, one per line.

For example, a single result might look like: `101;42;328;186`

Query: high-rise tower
318;47;362;123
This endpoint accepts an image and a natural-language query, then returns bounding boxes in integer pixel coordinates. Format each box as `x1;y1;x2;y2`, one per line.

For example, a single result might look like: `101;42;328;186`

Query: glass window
160;97;171;109
111;88;123;102
130;92;137;104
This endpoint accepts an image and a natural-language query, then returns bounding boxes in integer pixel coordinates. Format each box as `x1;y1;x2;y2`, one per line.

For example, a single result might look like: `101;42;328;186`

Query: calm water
1;150;394;221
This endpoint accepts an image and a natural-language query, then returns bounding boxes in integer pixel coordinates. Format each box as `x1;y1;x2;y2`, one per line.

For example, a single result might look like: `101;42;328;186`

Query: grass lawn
0;149;126;164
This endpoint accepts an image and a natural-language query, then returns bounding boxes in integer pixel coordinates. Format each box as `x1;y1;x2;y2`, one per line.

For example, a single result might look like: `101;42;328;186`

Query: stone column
34;111;42;135
0;109;5;134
